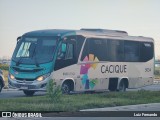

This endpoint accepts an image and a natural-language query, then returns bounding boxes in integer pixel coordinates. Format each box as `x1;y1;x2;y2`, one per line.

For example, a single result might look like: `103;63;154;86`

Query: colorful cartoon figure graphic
80;54;99;89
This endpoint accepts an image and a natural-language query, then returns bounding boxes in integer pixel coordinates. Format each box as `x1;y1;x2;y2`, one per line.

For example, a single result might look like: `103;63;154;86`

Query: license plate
20;85;28;89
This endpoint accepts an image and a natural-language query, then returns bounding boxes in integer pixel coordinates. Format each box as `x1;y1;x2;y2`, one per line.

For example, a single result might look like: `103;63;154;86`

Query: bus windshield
12;36;58;64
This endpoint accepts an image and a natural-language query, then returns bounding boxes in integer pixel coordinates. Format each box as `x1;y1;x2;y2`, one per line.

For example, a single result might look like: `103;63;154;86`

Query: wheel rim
119;82;125;91
62;84;69;93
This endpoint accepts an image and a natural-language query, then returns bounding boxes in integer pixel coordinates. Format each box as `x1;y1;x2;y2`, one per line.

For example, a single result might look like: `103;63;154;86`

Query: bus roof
23;29;154;42
23;29;75;37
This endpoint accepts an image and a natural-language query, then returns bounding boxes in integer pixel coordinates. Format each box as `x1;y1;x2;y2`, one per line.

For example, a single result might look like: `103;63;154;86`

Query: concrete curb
80;103;160;111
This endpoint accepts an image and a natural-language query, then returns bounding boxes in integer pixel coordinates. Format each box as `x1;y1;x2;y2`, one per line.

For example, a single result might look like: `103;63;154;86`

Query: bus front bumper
8;76;50;91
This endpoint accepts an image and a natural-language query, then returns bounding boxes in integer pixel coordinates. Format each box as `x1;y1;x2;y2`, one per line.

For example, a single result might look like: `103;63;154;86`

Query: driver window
57;43;67;60
54;42;75;70
65;44;73;59
57;43;74;60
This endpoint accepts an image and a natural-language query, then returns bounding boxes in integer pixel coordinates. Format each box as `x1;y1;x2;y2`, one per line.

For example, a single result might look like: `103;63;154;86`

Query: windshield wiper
16;51;28;66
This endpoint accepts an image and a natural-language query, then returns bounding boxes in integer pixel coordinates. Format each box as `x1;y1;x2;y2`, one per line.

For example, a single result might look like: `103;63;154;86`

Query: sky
0;0;160;59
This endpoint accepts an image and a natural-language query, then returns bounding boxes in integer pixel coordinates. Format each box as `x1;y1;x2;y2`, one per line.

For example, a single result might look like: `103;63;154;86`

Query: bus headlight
9;74;15;80
36;73;50;82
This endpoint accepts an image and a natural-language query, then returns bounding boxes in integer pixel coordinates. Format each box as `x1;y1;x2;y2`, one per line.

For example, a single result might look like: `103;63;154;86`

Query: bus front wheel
23;90;35;96
61;82;71;94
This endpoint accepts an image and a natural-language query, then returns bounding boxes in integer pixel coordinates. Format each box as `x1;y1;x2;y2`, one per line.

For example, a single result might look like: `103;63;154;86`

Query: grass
0;91;160;111
0;64;9;71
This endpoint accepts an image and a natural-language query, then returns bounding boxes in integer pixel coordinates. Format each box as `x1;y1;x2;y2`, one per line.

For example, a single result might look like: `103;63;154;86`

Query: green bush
46;79;62;103
0;64;9;70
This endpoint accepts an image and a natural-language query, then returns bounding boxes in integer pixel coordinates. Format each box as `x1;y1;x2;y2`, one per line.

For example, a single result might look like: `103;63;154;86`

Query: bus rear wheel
23;90;35;96
118;81;126;92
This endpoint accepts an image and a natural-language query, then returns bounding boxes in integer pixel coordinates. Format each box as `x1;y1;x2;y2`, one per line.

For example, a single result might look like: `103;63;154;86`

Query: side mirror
17;36;21;44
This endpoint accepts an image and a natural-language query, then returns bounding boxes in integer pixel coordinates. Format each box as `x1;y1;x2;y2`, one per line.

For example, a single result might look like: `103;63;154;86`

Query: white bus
8;29;154;95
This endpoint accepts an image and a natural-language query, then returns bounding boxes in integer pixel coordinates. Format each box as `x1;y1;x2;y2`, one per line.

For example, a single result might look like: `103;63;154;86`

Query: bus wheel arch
61;79;74;94
118;78;129;92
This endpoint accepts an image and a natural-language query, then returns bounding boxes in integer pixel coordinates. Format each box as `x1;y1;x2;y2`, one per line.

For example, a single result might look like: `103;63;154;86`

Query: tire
118;81;126;92
0;81;2;93
61;82;71;94
23;90;35;96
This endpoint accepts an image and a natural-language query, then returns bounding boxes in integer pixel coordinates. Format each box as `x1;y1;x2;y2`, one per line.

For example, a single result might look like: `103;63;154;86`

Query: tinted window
12;37;58;64
81;38;153;62
124;41;139;62
65;44;74;59
36;39;57;63
54;36;77;70
81;38;107;61
107;40;124;62
140;42;153;62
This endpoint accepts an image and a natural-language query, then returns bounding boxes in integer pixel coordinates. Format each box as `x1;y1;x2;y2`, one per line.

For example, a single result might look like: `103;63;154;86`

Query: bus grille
12;67;42;72
15;77;35;81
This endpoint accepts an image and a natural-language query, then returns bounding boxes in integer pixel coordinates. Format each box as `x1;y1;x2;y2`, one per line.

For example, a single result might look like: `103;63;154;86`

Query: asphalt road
0;82;160;99
0;90;46;98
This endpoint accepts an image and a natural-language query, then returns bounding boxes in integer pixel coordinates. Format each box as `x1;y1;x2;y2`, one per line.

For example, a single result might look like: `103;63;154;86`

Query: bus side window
57;43;67;60
65;44;74;59
54;36;76;71
124;41;139;62
81;38;107;61
107;40;124;62
57;43;74;60
140;42;153;62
